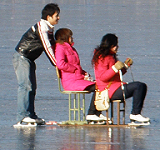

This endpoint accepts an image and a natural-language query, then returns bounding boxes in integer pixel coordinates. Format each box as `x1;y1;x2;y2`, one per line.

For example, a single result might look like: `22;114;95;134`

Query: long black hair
92;33;118;66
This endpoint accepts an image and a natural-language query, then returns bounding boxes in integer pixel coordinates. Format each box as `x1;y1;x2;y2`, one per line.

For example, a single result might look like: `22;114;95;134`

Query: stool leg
117;102;120;125
106;110;109;125
123;102;125;124
111;102;114;124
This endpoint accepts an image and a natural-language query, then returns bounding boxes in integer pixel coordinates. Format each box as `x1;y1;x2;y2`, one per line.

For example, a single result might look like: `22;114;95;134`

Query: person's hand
124;58;133;68
84;73;93;81
114;61;124;70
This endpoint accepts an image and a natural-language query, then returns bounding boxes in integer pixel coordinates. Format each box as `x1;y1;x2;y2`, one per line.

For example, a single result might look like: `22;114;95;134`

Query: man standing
13;3;60;126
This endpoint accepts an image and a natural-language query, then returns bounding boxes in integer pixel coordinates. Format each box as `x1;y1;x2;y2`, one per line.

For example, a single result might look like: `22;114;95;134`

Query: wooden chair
106;100;126;125
55;67;91;124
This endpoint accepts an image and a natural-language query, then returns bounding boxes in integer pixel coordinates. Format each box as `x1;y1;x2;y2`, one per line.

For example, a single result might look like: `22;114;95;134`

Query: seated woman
54;28;106;121
91;33;150;123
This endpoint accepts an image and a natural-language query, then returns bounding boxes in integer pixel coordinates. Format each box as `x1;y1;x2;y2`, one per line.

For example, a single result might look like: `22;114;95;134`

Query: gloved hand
84;73;93;81
114;61;124;70
124;58;133;68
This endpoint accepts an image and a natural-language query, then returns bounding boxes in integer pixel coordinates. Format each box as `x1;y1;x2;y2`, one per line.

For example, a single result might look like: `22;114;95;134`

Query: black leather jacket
15;20;56;65
15;24;45;61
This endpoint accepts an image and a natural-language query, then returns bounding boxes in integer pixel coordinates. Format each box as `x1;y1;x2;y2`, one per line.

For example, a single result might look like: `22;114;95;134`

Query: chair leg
69;94;71;121
73;94;76;121
77;93;80;121
68;93;86;122
82;94;85;121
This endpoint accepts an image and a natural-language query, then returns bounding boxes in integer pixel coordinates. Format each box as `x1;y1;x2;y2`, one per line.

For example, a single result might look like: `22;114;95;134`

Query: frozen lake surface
0;0;160;149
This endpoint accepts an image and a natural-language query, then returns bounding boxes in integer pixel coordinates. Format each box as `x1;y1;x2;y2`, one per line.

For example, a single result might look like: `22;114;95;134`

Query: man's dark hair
41;3;60;20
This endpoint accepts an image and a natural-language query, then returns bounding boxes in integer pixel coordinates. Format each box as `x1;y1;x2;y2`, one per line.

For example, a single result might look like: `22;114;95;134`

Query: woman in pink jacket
54;28;107;121
91;33;150;123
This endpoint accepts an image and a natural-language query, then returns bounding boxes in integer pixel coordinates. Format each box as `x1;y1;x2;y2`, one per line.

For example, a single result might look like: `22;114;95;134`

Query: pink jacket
94;54;126;98
55;42;95;91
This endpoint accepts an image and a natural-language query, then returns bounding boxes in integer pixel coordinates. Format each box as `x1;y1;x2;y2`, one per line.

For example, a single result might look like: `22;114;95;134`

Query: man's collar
41;19;54;28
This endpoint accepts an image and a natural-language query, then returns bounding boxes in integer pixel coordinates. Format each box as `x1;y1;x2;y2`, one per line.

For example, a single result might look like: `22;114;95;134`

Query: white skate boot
13;117;37;127
86;115;106;125
99;114;112;124
128;114;150;126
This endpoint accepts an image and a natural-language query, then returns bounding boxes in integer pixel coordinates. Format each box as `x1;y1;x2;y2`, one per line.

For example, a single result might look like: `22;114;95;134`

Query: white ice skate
34;118;45;125
13;117;37;128
88;120;106;125
99;114;112;124
99;114;107;120
128;114;150;127
86;114;108;125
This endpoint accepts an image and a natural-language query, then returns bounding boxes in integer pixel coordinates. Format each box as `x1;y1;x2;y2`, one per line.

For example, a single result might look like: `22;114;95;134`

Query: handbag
94;80;113;111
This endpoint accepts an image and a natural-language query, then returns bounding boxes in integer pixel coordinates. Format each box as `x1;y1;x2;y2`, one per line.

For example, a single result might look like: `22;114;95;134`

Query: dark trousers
111;81;147;114
87;81;147;115
85;85;102;116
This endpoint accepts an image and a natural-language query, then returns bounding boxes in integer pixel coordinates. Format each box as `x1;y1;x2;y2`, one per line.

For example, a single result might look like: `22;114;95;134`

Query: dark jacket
15;19;56;65
16;24;44;61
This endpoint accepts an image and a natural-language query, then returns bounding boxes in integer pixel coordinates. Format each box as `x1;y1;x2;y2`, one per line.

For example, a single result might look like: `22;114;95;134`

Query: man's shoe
35;118;45;125
30;115;45;125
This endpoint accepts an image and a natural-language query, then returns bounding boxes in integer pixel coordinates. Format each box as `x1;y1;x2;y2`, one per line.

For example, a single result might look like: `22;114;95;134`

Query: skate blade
107;120;112;125
13;122;37;128
87;120;106;125
128;121;150;126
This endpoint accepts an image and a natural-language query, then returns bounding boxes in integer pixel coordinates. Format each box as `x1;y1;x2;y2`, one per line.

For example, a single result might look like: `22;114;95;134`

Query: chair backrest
56;66;61;78
56;66;63;93
55;66;90;94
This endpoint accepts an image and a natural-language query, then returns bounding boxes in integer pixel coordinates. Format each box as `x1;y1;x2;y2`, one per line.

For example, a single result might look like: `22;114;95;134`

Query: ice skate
99;114;112;124
128;114;150;126
87;120;106;125
29;115;46;125
13;117;37;127
34;117;45;125
86;114;106;125
99;114;107;120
